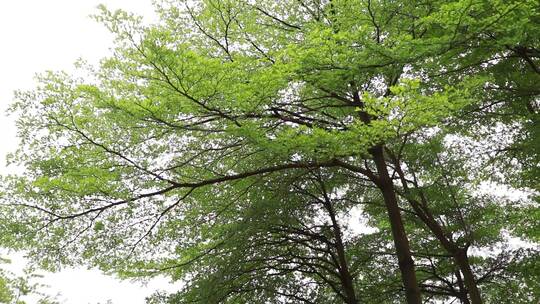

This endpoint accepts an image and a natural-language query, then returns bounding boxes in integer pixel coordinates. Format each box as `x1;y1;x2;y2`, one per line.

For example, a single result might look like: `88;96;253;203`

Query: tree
1;0;538;303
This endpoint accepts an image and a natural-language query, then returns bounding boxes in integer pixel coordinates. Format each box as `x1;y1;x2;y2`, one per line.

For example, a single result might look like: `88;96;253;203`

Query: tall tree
1;0;538;303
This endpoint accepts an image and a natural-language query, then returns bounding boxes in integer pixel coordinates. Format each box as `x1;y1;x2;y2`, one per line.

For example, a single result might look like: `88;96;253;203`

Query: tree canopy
1;0;539;303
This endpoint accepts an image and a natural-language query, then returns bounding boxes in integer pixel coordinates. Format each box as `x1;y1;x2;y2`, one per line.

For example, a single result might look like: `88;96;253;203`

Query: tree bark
370;145;422;304
406;198;482;304
454;250;483;304
455;270;472;304
408;202;482;303
388;150;483;304
323;197;359;304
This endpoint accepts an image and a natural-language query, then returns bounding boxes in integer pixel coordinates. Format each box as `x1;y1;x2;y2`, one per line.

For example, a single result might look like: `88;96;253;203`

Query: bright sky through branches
0;1;174;303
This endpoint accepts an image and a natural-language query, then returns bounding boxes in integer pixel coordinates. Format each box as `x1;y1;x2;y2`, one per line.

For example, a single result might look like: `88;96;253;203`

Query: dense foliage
1;0;538;303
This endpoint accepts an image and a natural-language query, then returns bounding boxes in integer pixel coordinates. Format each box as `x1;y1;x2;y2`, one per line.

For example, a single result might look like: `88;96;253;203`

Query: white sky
0;1;176;303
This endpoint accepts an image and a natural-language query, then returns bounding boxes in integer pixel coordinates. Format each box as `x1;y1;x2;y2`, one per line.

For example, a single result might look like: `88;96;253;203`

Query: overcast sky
0;1;175;303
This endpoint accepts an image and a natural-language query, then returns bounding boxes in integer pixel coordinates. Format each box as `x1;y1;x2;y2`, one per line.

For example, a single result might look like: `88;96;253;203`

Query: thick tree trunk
352;88;420;303
370;145;422;304
454;250;483;304
455;270;471;304
388;150;483;304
